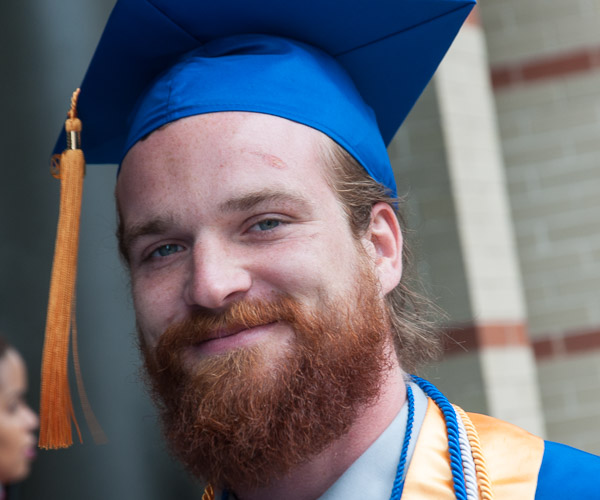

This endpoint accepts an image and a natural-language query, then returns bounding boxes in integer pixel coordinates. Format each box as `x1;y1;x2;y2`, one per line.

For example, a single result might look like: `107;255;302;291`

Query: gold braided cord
202;484;215;500
453;405;495;500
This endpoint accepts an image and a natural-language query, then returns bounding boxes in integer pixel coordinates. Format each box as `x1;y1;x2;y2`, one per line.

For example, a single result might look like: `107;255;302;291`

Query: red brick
443;321;529;355
492;47;600;90
533;328;600;360
533;338;554;360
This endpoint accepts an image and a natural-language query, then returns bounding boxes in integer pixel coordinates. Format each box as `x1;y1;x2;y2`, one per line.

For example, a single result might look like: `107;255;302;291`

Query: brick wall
480;0;600;451
481;0;600;65
482;0;600;341
494;72;600;338
537;353;600;454
389;84;475;324
435;23;527;323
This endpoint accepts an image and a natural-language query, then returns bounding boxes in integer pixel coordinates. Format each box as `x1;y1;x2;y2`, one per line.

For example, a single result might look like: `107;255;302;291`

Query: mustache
158;295;304;349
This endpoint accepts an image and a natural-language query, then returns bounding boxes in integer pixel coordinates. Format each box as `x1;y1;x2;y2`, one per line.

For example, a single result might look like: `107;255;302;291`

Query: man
40;0;600;498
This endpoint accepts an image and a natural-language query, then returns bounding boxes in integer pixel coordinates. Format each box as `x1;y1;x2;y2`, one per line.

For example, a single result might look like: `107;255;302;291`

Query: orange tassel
39;90;86;449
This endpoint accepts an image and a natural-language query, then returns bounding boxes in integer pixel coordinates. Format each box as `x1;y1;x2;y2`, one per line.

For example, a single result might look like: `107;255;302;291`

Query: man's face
116;112;399;488
117;112;378;357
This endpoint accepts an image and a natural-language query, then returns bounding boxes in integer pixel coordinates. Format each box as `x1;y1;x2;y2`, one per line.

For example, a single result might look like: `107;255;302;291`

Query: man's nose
183;238;252;310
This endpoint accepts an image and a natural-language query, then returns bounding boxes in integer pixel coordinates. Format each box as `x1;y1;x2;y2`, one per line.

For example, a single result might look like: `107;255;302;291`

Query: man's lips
186;321;280;357
204;324;255;342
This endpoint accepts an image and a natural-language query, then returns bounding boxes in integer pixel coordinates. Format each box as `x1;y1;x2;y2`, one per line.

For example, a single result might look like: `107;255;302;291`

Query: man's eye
151;243;183;258
256;219;281;231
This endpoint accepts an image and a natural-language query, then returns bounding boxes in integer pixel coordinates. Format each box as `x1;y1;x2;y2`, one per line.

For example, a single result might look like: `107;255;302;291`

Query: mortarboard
41;0;475;449
54;0;476;192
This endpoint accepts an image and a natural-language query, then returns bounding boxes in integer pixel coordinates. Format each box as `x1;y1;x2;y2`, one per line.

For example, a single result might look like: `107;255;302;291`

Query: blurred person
0;337;38;499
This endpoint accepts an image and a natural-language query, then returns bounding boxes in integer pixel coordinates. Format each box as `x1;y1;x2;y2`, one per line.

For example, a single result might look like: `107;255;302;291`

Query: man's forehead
117;113;336;212
121;111;332;175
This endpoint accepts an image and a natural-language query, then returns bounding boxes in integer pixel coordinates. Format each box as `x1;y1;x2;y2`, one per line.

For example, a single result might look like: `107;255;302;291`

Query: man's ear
363;202;403;295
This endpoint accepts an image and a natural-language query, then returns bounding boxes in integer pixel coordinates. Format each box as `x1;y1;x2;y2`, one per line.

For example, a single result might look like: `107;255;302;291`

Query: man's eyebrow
120;191;314;253
121;216;175;253
219;190;316;213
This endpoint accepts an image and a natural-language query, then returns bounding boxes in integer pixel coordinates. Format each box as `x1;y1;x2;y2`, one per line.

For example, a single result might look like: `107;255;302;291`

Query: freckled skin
117;112;382;351
0;349;39;485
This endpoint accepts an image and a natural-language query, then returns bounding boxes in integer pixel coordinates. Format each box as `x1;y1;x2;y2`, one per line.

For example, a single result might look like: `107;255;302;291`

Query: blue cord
389;384;414;500
412;376;467;500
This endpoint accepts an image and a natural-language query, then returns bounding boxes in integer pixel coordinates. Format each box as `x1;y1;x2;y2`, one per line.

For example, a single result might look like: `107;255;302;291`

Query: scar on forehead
249;151;288;169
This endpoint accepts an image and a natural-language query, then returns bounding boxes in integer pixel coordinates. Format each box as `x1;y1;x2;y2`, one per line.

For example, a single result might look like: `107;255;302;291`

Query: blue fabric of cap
126;35;396;194
53;0;476;196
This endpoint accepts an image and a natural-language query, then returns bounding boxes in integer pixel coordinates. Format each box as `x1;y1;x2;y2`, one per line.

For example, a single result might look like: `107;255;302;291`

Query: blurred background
1;0;599;498
1;0;199;498
394;0;600;452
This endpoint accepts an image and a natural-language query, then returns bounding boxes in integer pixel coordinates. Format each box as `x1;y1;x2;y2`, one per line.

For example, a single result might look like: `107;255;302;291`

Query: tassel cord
39;89;87;449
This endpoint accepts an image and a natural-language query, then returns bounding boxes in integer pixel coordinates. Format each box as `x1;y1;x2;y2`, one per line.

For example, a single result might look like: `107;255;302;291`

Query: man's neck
235;353;406;500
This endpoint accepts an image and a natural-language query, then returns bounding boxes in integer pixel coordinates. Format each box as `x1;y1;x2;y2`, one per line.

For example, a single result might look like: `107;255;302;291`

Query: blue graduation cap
54;0;475;195
42;0;475;450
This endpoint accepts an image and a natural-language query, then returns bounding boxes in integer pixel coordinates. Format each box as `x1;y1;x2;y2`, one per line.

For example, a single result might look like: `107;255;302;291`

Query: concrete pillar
390;10;545;435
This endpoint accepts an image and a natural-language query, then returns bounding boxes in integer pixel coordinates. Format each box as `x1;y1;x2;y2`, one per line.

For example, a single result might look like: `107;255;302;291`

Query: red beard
140;267;392;490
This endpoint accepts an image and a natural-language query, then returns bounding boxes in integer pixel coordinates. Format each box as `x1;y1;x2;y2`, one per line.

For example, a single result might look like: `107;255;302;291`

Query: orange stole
402;399;544;499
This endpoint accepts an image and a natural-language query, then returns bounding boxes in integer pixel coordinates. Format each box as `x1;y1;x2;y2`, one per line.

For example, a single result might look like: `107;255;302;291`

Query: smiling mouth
206;324;259;342
187;321;280;357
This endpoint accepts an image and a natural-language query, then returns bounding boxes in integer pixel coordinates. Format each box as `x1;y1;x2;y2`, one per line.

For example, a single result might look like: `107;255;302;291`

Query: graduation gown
213;383;600;499
403;398;600;499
